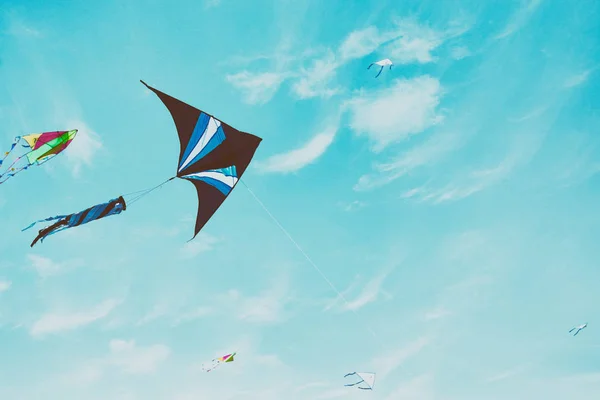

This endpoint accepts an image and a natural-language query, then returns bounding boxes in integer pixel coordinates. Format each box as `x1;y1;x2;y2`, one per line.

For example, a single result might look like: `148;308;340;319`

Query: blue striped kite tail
22;214;68;231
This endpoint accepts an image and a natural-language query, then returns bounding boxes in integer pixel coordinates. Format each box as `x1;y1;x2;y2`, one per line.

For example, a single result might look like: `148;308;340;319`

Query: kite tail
30;219;69;247
0;156;23;178
0;163;32;184
22;214;69;232
0;136;21;167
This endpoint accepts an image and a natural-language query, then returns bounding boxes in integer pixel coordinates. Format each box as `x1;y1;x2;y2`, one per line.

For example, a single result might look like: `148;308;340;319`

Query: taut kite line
24;80;262;246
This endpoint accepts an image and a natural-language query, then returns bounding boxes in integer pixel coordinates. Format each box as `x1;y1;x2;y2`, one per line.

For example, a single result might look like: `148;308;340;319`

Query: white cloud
486;365;529;383
371;337;429;378
0;280;11;293
495;0;543;39
204;0;221;8
563;69;593;89
222;276;290;323
62;339;171;387
227;18;470;105
384;374;434;400
291;52;342;99
338;26;390;61
346;75;444;152
5;19;41;37
384;24;443;64
422;307;451;321
450;46;471;60
338;200;366;212
225;71;288;104
172;306;213;325
180;232;219;259
354;131;458;191
108;339;171;375
30;298;120;337
325;267;393;312
26;254;82;278
258;125;336;173
402;129;545;203
62;120;103;177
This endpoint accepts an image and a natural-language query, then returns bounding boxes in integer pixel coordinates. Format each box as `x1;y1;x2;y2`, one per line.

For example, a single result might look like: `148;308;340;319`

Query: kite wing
23;196;127;247
357;372;376;390
0;130;77;184
141;80;262;240
344;371;376;390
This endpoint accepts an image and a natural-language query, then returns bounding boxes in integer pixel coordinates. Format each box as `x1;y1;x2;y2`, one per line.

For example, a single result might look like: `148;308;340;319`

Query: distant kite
569;323;588;336
202;352;236;372
23;80;262;246
367;59;393;78
344;372;376;390
0;130;77;184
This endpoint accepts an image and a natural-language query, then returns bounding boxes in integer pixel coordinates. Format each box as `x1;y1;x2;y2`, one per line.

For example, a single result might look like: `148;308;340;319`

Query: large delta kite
23;80;262;246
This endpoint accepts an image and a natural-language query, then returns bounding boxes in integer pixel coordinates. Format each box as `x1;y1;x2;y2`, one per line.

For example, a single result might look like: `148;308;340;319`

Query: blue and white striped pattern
183;165;238;195
178;112;226;173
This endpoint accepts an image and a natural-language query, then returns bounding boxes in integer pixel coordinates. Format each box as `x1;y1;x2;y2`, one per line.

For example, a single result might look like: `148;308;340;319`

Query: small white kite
344;371;376;390
569;323;587;336
367;59;393;78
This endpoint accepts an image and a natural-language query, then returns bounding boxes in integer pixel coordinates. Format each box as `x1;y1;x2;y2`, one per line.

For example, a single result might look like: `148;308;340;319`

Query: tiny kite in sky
23;80;262;245
23;196;126;247
344;372;376;390
0;130;77;184
367;59;393;78
569;323;588;336
202;352;236;372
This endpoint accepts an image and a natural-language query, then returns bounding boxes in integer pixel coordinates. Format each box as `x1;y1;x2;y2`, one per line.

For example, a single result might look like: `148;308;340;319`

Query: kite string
240;180;386;351
126;177;176;206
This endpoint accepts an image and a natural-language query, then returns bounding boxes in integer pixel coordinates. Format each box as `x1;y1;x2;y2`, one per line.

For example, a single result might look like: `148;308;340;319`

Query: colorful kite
0;130;78;184
202;352;236;372
344;372;376;390
367;58;393;78
24;81;262;245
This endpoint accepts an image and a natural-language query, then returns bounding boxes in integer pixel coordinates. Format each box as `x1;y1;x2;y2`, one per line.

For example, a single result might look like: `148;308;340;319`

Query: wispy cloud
107;339;171;375
495;0;543;39
62;339;171;386
227;17;470;103
422;307;452;321
180;232;220;259
26;254;82;278
385;374;435;400
486;364;529;383
4;18;42;38
0;280;11;293
371;337;429;378
563;69;594;89
325;267;394;312
291;52;342;99
204;0;222;9
337;200;366;212
258;124;337;173
226;71;289;105
221;275;291;323
30;298;121;337
62;119;103;178
354;130;458;191
346;75;444;153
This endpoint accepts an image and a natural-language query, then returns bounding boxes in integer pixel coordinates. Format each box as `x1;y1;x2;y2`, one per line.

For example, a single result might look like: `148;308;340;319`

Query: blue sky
1;0;600;398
